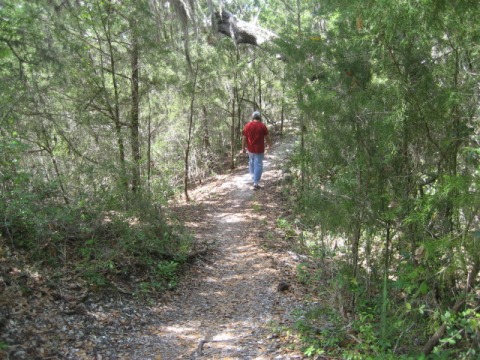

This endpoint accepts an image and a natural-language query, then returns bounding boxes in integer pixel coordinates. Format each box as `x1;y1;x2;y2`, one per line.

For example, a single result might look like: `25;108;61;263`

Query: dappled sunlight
214;212;247;224
161;324;199;335
211;331;236;342
145;136;306;358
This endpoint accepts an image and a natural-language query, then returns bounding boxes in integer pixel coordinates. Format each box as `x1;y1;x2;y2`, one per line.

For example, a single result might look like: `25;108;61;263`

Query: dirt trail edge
142;136;307;359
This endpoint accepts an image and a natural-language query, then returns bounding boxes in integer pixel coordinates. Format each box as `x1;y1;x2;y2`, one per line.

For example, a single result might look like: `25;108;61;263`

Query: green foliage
431;304;480;359
0;0;211;298
155;261;180;290
279;0;480;357
276;218;297;239
137;260;181;295
296;262;323;288
0;162;191;294
1;0;479;356
83;270;107;287
292;306;346;357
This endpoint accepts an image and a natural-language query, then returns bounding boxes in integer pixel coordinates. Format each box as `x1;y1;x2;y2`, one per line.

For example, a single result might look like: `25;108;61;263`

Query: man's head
252;111;262;121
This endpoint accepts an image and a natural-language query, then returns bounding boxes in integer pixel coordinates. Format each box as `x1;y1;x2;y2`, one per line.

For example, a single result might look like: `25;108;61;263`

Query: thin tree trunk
230;47;240;170
230;90;236;170
114;122;128;195
296;0;301;32
280;104;285;136
147;95;152;193
184;63;199;201
130;25;141;194
38;127;69;205
445;48;461;234
50;154;69;206
351;221;361;309
381;222;391;341
201;105;213;172
202;106;211;149
236;97;242;148
281;67;286;136
104;17;128;197
258;70;262;111
296;0;305;190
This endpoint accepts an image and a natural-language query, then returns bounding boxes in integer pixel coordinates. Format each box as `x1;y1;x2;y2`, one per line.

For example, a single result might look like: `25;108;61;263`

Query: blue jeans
248;152;264;185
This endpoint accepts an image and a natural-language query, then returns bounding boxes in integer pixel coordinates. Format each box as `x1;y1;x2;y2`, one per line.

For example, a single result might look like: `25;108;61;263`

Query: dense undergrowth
276;165;479;360
0;175;192;298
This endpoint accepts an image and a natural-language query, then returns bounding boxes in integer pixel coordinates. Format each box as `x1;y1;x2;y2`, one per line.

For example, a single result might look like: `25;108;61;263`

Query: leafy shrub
0;171;192;295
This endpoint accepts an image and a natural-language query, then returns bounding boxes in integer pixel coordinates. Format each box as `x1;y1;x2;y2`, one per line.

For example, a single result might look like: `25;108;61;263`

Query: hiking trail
137;135;308;359
2;135;314;360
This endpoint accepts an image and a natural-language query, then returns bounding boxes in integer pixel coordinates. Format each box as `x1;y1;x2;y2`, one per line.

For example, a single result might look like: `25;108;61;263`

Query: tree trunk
280;70;286;136
147;95;152;193
201;105;213;171
296;0;305;190
130;26;141;194
381;222;391;342
230;90;236;170
230;47;240;170
41;128;69;206
104;18;128;197
351;221;361;308
184;63;199;201
258;71;262;111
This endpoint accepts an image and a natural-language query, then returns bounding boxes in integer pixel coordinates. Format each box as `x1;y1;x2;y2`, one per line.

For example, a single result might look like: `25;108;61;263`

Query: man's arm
265;134;272;148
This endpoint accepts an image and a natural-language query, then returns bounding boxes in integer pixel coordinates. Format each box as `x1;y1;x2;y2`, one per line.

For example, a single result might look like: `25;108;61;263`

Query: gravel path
135;137;307;359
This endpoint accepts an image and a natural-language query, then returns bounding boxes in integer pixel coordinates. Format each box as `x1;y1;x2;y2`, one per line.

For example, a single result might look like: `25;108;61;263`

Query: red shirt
243;121;269;153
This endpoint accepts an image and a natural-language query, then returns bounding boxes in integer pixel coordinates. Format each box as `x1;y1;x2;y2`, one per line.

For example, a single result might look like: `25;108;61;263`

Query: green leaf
419;282;428;295
419;304;426;315
0;46;11;59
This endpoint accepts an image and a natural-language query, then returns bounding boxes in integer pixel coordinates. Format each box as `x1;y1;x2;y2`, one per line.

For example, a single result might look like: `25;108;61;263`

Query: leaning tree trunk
216;9;277;46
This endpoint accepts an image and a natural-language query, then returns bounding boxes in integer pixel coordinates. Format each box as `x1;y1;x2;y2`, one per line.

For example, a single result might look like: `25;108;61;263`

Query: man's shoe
253;184;261;190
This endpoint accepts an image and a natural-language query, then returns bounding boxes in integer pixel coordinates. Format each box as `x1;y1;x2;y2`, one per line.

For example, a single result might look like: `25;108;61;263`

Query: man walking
242;111;272;190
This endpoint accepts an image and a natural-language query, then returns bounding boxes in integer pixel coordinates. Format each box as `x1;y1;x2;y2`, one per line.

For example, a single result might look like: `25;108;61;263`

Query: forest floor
1;134;325;359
